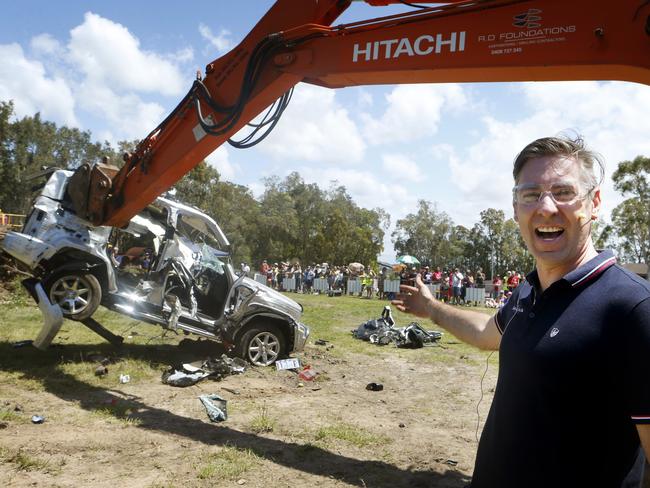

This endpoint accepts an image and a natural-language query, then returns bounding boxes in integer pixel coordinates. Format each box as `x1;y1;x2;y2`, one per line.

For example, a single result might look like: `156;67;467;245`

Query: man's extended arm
392;274;501;350
638;424;650;462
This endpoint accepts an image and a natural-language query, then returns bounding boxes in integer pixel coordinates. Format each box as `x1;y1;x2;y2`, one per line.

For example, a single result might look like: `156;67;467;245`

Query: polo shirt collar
564;249;617;288
526;250;617;293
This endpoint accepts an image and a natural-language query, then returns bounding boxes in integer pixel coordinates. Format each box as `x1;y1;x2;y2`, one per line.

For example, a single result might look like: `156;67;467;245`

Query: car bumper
293;322;310;352
1;231;53;269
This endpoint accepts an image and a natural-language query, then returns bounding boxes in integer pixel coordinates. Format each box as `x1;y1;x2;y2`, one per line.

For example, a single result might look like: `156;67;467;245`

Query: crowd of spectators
244;258;525;308
251;260;378;296
419;266;525;307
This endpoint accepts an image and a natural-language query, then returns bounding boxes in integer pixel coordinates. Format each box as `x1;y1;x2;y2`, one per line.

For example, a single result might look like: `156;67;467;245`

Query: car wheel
236;324;285;367
44;271;101;321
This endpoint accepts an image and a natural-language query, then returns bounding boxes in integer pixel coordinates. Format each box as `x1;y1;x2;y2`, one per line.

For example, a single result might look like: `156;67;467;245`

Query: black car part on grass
353;305;442;349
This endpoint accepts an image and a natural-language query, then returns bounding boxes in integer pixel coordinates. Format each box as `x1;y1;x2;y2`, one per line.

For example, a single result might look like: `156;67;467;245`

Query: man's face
513;155;600;271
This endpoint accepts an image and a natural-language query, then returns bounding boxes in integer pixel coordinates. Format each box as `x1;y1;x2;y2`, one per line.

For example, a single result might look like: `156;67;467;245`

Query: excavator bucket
67;162;120;225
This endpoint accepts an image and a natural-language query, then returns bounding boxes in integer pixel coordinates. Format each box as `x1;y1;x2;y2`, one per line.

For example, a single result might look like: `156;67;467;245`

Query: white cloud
30;33;62;56
296;165;417;218
381;153;423;182
254;84;366;164
206;145;239;180
433;81;650;226
68;12;186;96
0;43;77;126
198;24;234;54
519;81;650;166
355;88;374;108
361;84;469;145
247;181;265;199
169;47;194;64
74;82;166;141
0;13;198;143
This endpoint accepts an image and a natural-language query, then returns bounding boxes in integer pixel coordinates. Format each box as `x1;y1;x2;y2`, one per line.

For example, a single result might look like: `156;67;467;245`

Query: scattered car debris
314;339;328;346
87;354;112;366
298;365;317;381
222;387;240;395
181;361;203;373
95;365;108;377
275;357;300;371
199;394;228;422
162;369;209;387
353;306;442;348
202;354;247;378
399;423;406;428
31;415;45;424
434;457;459;466
25;279;63;350
162;354;247;387
366;382;384;392
119;374;131;384
12;340;34;348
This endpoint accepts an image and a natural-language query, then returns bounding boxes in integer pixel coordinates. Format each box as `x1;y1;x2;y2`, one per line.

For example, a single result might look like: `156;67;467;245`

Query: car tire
44;270;102;321
236;324;286;367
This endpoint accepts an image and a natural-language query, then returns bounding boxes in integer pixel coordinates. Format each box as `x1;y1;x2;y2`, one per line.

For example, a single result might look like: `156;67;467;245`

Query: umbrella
348;262;364;274
396;255;420;267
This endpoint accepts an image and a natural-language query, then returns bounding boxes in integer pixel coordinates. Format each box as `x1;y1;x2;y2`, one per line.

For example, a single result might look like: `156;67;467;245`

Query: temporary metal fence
426;283;441;295
282;277;296;291
313;278;329;292
254;273;267;285
383;279;401;293
346;279;362;295
465;287;487;303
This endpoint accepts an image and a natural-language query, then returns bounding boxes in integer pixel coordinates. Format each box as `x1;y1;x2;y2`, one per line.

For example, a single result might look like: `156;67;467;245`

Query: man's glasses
512;183;592;207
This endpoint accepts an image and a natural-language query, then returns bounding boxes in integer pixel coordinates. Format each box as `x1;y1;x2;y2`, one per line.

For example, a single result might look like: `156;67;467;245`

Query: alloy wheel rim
248;332;280;366
50;275;91;315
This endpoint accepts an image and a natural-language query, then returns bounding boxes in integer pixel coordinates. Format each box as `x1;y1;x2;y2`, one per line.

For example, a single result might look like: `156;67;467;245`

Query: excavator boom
67;0;650;227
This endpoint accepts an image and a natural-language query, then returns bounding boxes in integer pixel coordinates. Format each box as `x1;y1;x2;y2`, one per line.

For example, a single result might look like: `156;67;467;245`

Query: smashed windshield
198;243;230;275
176;214;223;249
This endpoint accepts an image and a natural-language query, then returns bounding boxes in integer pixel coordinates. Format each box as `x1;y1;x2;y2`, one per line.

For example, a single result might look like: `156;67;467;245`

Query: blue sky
1;1;649;262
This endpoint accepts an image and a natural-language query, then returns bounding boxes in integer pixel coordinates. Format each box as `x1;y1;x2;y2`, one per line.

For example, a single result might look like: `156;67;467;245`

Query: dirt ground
0;337;498;487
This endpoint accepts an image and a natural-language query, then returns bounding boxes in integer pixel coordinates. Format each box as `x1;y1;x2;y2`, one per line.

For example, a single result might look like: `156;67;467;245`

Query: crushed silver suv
2;169;309;366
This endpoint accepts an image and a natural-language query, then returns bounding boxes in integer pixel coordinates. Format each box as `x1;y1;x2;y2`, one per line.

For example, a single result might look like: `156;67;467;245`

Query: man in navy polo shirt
393;135;650;487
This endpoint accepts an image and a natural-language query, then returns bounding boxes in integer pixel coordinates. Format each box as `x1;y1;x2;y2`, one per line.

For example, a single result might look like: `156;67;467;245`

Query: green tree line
392;201;535;275
2;100;647;275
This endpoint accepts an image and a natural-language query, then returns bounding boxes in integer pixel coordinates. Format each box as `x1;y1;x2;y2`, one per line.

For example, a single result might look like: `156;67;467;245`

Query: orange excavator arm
68;0;650;227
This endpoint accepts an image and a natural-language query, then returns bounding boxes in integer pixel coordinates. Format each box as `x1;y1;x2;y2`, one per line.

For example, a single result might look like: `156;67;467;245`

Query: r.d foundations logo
513;9;542;28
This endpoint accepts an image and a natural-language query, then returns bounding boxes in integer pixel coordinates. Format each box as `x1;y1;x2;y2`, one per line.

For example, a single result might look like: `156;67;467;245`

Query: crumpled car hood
240;277;302;322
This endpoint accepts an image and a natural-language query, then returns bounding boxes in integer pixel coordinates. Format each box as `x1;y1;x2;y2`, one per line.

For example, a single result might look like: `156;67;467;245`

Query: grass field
0;282;501;487
0;284;491;384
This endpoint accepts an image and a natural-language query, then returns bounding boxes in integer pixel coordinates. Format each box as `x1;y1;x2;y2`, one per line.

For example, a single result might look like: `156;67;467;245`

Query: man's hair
512;134;605;192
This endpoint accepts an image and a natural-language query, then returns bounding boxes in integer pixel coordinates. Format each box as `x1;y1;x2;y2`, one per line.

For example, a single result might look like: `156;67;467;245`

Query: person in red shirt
507;270;520;290
432;266;442;283
492;275;502;299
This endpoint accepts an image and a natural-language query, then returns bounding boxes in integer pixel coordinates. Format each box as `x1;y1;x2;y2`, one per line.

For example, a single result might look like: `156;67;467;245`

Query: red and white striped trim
571;256;617;288
631;415;650;424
